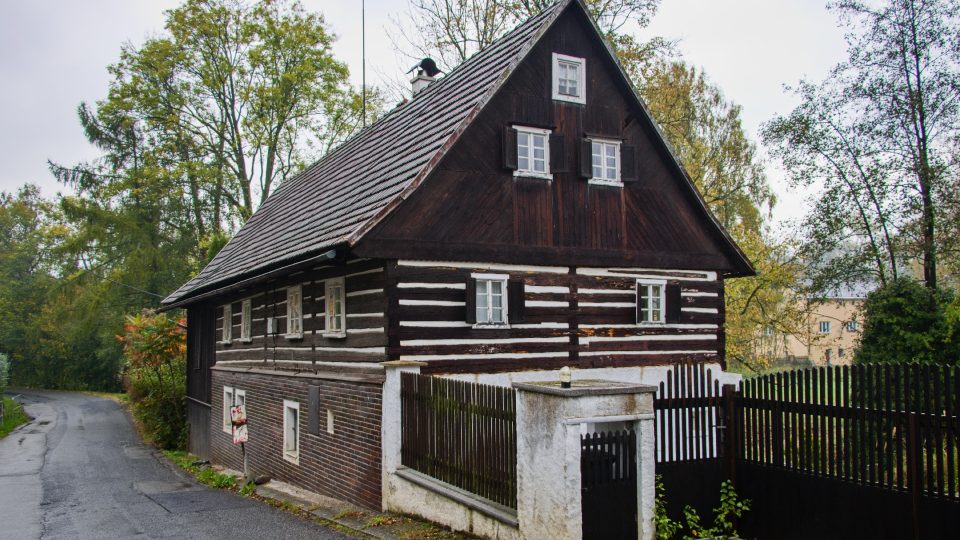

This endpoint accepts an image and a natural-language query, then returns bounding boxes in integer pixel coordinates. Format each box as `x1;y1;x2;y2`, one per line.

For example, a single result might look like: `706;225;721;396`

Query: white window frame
819;321;831;334
514;125;552;180
846;320;858;332
323;277;346;338
222;386;235;433
636;279;666;325
240;299;252;342
472;272;510;328
552;53;586;104
588;138;622;186
283;400;300;464
286;285;303;339
221;304;232;344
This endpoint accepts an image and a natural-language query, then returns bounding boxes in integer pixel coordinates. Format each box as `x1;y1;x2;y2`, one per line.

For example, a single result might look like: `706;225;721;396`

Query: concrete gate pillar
381;360;425;509
513;380;656;540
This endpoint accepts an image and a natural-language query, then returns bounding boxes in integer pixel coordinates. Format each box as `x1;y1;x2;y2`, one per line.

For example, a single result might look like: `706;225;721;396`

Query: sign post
230;404;250;482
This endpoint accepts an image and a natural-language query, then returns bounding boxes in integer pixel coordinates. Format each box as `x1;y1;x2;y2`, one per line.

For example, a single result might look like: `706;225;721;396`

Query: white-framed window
283;400;300;464
552;53;586;104
838;348;846;358
473;273;509;326
240;299;252;342
846;320;858;332
515;126;551;179
589;138;621;186
819;321;831;334
221;304;232;343
637;279;666;324
324;277;346;337
286;285;303;339
825;348;833;363
222;386;235;433
763;325;774;337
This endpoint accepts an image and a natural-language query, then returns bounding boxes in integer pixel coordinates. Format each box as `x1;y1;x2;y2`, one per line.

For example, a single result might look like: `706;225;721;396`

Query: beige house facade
783;298;864;366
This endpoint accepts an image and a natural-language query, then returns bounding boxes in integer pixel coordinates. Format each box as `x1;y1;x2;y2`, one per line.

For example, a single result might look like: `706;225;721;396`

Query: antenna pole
362;0;366;127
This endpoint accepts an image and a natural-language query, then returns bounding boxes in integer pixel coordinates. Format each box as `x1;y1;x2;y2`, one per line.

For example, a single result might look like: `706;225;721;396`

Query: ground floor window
222;387;234;433
283;400;300;464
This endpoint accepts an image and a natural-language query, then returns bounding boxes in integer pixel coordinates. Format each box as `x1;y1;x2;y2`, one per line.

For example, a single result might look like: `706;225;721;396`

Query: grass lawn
0;396;30;438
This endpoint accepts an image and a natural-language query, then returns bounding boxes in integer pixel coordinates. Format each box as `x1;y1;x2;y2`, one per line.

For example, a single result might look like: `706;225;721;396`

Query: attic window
552;53;585;104
515;126;552;179
589;138;621;186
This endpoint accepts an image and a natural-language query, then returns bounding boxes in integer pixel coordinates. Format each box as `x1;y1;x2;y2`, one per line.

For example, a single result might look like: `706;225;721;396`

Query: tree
765;0;960;291
855;278;959;365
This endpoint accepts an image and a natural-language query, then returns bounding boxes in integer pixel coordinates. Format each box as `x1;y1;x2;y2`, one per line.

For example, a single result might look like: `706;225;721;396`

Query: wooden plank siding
387;260;723;375
213;259;388;369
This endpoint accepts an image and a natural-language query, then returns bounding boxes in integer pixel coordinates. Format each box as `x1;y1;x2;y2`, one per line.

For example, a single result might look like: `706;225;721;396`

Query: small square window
514;126;551;179
552;53;585;104
283;400;300;464
472;273;509;326
819;321;831;334
222;304;232;343
637;280;666;324
222;386;234;433
846;320;858;332
838;348;846;358
324;278;346;337
286;285;303;339
590;139;621;185
240;299;252;341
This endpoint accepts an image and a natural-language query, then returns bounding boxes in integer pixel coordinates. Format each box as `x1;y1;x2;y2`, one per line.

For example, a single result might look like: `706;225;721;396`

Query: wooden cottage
162;0;753;511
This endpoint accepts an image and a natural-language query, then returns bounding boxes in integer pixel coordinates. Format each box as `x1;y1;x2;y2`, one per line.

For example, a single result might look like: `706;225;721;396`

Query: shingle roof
162;0;569;305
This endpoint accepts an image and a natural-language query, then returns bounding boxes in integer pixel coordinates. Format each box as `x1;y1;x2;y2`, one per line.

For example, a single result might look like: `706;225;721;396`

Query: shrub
855;278;959;365
119;310;187;449
0;353;9;395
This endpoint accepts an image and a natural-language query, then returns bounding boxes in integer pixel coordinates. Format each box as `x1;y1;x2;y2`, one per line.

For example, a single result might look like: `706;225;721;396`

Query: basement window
283;400;300;464
323;277;346;338
589;138;621;186
515;126;552;179
473;273;509;326
286;285;303;339
221;304;232;344
636;280;666;325
222;387;234;433
552;53;586;104
240;299;252;342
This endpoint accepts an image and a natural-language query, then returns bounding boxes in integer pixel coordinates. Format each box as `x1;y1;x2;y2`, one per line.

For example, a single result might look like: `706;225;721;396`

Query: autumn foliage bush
119;310;187;449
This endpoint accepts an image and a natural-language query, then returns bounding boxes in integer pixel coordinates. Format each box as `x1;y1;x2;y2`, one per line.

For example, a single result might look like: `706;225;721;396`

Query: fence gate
581;429;637;540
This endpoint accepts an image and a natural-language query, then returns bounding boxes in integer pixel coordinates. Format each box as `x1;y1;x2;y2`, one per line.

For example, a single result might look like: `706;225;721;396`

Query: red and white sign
230;404;248;444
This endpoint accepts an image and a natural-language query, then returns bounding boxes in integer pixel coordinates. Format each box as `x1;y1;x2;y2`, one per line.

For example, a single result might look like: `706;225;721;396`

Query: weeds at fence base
0;396;30;438
655;476;750;540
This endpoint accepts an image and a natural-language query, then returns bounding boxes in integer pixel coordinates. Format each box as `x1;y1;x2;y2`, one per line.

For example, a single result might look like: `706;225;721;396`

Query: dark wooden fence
400;373;517;509
655;362;960;540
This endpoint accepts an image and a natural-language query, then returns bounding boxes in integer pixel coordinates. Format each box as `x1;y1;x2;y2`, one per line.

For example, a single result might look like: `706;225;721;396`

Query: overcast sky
0;0;848;226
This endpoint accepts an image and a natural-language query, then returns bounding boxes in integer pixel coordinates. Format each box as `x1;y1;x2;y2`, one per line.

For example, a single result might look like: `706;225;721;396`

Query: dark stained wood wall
213;259;387;372
358;5;743;275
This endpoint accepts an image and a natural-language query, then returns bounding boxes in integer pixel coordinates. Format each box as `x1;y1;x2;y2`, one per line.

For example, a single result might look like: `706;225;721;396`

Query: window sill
472;323;511;330
513;171;553;181
637;321;665;327
219;340;232;346
588;179;623;187
321;332;347;339
283;452;299;465
222;426;232;435
552;94;586;105
284;333;303;341
239;338;252;344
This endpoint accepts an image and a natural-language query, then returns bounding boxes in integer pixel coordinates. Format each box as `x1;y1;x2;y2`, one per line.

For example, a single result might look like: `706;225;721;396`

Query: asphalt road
0;390;351;540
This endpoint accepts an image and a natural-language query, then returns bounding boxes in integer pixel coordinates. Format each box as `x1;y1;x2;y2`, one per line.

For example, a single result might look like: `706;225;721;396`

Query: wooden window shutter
549;134;567;173
636;282;647;323
508;279;526;323
502;126;518;170
579;138;593;178
666;282;682;323
465;278;477;324
307;385;320;435
621;144;638;182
